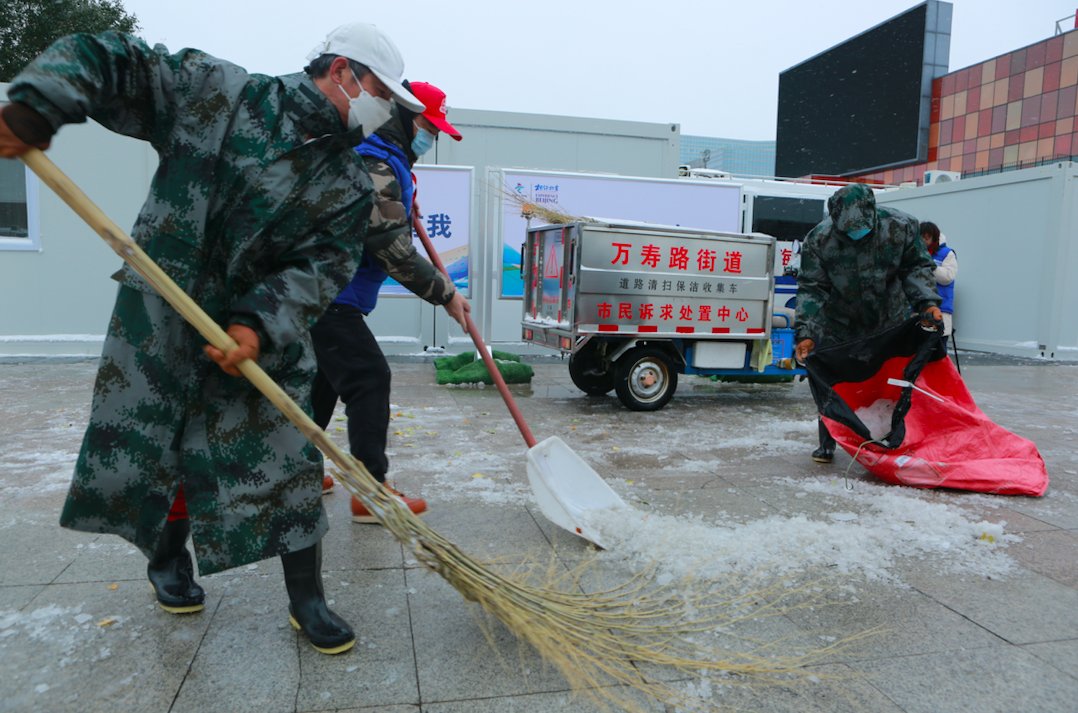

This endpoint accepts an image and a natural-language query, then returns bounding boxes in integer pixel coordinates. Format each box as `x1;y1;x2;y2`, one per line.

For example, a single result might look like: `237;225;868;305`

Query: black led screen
750;196;826;242
776;3;929;177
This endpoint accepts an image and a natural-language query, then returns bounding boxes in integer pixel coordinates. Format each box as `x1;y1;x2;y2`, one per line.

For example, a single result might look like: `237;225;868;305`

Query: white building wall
1;83;157;356
877;161;1078;360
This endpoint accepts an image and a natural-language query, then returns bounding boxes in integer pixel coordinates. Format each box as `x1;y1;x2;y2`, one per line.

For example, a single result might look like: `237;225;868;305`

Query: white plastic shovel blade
526;436;629;549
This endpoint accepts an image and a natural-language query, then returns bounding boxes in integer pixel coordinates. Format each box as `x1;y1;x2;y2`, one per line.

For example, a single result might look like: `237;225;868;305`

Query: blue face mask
411;127;436;157
847;227;871;241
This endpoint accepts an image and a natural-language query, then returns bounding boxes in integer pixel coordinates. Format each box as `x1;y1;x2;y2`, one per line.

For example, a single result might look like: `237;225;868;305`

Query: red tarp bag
805;318;1048;496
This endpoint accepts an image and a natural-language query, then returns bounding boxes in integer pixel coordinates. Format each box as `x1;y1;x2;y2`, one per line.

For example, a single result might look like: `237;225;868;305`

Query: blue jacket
932;244;955;314
332;133;414;314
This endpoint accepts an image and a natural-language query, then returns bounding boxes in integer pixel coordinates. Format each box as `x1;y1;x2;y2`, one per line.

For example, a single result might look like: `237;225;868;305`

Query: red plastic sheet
808;319;1048;496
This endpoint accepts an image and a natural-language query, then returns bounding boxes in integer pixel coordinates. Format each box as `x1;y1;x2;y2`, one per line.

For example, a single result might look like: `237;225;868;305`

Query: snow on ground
587;478;1019;585
339;396;1021;585
0;371;1023;589
0;413;84;504
0;604;131;669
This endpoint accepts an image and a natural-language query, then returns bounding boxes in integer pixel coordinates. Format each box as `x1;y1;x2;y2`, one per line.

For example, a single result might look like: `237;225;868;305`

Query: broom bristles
333;459;874;713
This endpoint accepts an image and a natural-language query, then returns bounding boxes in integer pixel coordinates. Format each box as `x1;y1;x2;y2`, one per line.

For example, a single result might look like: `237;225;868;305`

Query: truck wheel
614;347;678;411
568;343;615;395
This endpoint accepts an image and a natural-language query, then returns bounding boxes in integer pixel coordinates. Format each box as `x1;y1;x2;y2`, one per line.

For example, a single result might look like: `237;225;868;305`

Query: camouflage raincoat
8;32;374;574
795;184;939;348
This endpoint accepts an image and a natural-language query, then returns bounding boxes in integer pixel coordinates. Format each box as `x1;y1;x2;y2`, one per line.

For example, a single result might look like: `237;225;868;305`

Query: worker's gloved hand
204;324;261;376
443;291;471;329
919;305;944;332
0;105;50;158
795;338;815;364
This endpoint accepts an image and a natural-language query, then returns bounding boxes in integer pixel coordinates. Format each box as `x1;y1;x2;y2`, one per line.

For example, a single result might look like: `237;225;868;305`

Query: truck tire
568;342;615;395
614;346;678;411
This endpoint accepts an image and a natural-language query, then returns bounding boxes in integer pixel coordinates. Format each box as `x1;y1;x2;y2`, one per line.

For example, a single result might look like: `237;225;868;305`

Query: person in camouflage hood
794;183;941;463
0;23;424;656
313;80;469;524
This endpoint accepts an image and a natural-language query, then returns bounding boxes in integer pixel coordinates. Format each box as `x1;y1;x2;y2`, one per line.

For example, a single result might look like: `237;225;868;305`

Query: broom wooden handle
20;148;369;481
413;214;537;448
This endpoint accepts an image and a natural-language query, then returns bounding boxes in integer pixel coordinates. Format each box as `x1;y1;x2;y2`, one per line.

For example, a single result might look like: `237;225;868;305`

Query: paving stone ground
1;356;1075;712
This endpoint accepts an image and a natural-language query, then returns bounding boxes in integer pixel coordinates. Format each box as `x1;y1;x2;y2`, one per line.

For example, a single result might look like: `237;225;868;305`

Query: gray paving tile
319;488;407;572
406;564;572;702
422;686;664;712
1002;487;1078;531
294;568;419;711
784;582;1005;661
1022;639;1078;684
0;583;46;610
52;535;149;583
854;646;1078;713
0;515;87;586
170;574;300;713
0;580;213;713
1005;528;1078;587
410;501;556;565
904;567;1078;644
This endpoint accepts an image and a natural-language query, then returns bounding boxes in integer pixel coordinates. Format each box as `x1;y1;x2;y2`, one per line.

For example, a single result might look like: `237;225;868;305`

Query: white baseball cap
307;22;424;112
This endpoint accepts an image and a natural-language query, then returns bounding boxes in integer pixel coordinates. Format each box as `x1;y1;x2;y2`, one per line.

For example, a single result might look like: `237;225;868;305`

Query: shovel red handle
414;214;537;448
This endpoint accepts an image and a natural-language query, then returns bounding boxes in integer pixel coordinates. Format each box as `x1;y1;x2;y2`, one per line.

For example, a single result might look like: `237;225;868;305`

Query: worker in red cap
313;81;466;524
408;81;464;149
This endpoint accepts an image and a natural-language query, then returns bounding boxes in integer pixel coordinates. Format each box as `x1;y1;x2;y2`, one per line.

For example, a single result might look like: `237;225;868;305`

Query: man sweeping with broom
0;22;424;655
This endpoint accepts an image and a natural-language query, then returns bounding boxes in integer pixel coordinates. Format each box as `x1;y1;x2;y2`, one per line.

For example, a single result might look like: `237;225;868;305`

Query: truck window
750;196;825;242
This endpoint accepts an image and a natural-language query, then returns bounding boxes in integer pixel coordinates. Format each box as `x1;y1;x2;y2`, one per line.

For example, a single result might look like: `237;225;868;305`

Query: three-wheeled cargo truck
520;220;805;410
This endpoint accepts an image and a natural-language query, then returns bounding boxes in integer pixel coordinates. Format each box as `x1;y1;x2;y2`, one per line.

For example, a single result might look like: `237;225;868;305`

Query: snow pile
587;480;1019;584
855;399;896;440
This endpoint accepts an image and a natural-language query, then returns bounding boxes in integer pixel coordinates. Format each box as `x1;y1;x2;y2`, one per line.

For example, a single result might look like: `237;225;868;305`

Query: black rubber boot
811;419;836;463
281;543;355;655
147;518;205;614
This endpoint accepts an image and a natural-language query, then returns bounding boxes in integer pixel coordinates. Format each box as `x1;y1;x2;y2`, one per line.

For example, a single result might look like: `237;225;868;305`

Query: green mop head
434;350;534;385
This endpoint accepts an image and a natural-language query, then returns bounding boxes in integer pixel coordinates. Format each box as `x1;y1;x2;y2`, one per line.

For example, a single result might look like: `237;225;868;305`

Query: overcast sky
120;0;1077;140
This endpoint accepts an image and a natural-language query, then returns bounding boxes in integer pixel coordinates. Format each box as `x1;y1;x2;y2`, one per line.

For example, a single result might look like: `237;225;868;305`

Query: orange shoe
351;485;428;524
322;474;335;495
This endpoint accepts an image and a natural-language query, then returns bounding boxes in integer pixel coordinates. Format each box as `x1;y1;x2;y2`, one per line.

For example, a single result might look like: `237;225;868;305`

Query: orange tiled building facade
855;28;1078;185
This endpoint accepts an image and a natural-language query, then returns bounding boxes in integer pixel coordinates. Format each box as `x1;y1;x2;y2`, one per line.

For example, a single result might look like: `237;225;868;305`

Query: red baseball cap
408;81;463;141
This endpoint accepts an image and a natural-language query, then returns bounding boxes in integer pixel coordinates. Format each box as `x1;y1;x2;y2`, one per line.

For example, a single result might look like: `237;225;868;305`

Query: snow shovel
413;214;628;547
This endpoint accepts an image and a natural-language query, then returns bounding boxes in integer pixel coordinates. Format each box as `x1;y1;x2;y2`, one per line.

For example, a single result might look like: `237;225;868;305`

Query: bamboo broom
23;149;857;712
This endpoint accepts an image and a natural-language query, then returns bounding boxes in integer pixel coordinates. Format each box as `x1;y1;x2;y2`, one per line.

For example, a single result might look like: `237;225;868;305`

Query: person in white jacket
920;221;957;337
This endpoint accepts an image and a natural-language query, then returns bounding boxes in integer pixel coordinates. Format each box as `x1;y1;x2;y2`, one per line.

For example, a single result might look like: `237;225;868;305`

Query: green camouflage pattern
795;184;939;347
362;111;454;304
9;32;375;574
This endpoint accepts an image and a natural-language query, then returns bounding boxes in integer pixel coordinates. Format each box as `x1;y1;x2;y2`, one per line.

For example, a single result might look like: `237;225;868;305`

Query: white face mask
338;70;392;133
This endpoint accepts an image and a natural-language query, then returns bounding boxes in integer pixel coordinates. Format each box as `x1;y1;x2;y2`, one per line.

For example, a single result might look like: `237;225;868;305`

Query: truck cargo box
522;221;777;349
